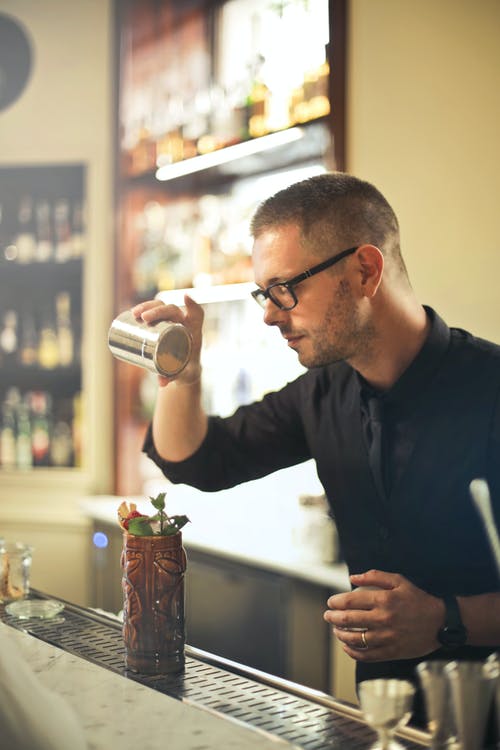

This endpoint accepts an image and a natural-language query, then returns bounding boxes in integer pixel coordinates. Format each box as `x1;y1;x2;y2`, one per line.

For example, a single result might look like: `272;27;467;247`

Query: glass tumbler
0;541;34;602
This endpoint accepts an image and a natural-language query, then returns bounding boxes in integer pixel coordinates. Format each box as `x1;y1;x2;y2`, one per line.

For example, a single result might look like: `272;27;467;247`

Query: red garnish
122;510;147;530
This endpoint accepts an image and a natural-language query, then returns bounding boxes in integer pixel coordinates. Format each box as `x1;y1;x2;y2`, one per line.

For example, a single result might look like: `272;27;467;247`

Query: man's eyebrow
263;273;293;286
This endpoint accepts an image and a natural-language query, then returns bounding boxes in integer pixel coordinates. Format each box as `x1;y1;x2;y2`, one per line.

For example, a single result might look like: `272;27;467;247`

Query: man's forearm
458;591;500;646
152;377;208;462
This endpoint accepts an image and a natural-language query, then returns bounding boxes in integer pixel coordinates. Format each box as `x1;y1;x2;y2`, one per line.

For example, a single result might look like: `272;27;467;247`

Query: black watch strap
437;595;467;650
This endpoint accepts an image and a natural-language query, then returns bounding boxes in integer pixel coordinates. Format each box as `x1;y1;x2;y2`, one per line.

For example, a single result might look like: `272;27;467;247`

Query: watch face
0;13;34;112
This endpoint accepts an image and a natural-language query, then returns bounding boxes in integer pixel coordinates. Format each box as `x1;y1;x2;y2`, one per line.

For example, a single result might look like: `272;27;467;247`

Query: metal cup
485;653;500;745
108;310;192;378
416;661;456;750
445;660;497;750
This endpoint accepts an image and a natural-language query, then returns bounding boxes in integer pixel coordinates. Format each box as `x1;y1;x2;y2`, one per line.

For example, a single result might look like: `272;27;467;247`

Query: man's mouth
282;332;304;348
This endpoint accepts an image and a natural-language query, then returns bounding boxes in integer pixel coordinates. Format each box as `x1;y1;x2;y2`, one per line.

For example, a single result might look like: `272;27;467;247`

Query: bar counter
0;591;431;750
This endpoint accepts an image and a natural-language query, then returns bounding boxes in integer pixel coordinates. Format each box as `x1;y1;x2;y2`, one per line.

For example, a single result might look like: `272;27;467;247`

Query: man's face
252;224;371;369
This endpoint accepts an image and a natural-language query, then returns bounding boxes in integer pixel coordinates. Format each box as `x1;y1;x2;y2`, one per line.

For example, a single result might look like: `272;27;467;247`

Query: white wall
0;0;114;604
347;0;500;342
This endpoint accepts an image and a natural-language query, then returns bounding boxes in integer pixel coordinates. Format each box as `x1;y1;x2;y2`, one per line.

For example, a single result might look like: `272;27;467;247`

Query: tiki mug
121;532;187;674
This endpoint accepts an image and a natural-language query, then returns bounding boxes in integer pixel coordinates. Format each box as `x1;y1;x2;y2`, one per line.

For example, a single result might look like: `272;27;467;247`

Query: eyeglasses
251;246;358;311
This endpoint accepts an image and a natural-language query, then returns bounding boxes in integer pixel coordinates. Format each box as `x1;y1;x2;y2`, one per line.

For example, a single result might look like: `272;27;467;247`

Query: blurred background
0;0;499;700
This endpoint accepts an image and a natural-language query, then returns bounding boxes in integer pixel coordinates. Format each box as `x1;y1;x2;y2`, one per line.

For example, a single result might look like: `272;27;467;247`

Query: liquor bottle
16;396;32;469
30;391;51;467
0;310;19;365
0;204;18;265
38;307;59;369
72;391;83;468
50;398;73;467
34;199;54;261
132;120;157;174
50;420;73;467
15;195;37;264
247;76;270;139
71;198;85;258
206;84;244;151
55;291;74;367
54;198;72;262
0;388;18;468
19;309;38;367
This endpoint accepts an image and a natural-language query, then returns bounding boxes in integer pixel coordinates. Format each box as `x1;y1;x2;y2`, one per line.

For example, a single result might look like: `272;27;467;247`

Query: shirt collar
357;306;451;406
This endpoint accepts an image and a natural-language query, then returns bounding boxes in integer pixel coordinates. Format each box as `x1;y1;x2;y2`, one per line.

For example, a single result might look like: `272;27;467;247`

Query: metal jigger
486;653;500;745
444;661;497;750
416;661;456;749
358;678;415;750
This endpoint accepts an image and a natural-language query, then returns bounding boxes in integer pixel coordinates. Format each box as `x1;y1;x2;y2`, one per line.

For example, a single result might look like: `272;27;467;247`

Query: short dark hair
250;172;407;276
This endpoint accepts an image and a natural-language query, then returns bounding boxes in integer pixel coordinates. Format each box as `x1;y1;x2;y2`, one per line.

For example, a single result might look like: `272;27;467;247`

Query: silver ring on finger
359;630;369;650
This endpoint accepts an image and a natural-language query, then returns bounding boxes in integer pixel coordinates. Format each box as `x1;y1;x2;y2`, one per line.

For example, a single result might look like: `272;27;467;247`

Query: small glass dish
5;599;65;620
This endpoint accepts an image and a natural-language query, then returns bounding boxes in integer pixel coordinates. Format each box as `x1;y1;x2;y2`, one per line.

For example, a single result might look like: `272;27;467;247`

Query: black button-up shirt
144;307;500;696
358;305;451;505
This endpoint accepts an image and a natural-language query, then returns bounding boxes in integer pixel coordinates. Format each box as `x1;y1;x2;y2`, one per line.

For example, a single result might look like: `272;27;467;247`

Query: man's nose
263;299;286;327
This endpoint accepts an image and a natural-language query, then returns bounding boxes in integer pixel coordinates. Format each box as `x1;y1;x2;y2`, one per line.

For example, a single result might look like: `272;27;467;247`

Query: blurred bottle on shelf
55;291;74;367
16;396;32;469
19;309;38;367
0;310;19;365
132;120;158;174
0;388;18;468
72;391;83;468
246;54;270;139
0;388;81;470
50;420;73;467
35;199;55;261
30;391;51;467
15;195;37;264
38;307;59;370
199;84;240;152
71;198;86;258
291;59;330;125
54;198;73;262
50;397;74;467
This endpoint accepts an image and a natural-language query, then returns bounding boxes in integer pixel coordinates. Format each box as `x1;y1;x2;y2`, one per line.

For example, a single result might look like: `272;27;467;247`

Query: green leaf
150;492;166;511
127;517;155;536
170;514;190;531
163;525;180;535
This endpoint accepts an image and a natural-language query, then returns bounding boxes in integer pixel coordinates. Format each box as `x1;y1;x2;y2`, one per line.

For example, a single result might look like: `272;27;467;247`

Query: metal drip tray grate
1;593;429;750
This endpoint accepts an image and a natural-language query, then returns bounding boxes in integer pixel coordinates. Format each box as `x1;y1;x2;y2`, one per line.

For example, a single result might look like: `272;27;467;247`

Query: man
136;172;500;724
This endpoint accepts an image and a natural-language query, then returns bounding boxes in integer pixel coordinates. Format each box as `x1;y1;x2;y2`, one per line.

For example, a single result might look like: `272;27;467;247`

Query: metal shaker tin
108;310;192;378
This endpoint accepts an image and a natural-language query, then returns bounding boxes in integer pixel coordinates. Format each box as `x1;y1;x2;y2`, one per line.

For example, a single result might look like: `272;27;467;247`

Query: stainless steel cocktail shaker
108;310;192;378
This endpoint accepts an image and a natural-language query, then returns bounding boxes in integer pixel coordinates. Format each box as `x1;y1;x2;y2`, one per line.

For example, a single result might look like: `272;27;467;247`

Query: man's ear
355;244;384;297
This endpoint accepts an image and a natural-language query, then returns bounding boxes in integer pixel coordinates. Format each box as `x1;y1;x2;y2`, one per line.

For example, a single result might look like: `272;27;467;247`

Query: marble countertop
80;466;350;591
0;622;295;750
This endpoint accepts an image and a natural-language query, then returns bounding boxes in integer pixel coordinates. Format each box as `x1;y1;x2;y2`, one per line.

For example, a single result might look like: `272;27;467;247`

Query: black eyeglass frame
251;246;358;311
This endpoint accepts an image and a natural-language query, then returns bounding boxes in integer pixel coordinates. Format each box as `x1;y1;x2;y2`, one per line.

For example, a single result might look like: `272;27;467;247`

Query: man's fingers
350;569;400;590
184;294;205;322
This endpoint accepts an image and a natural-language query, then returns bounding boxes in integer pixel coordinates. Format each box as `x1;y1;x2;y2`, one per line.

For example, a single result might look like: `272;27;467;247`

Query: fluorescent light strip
156;282;255;306
155;127;304;182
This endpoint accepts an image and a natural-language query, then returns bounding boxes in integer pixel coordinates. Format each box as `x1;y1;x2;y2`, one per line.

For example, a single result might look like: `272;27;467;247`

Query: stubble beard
297;279;376;369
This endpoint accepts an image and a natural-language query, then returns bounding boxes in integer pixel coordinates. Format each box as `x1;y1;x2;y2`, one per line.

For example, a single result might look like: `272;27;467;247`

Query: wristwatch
437;595;468;650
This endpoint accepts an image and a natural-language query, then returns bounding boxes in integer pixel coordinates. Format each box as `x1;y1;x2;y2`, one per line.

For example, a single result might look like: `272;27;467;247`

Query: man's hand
324;569;445;662
132;295;204;387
